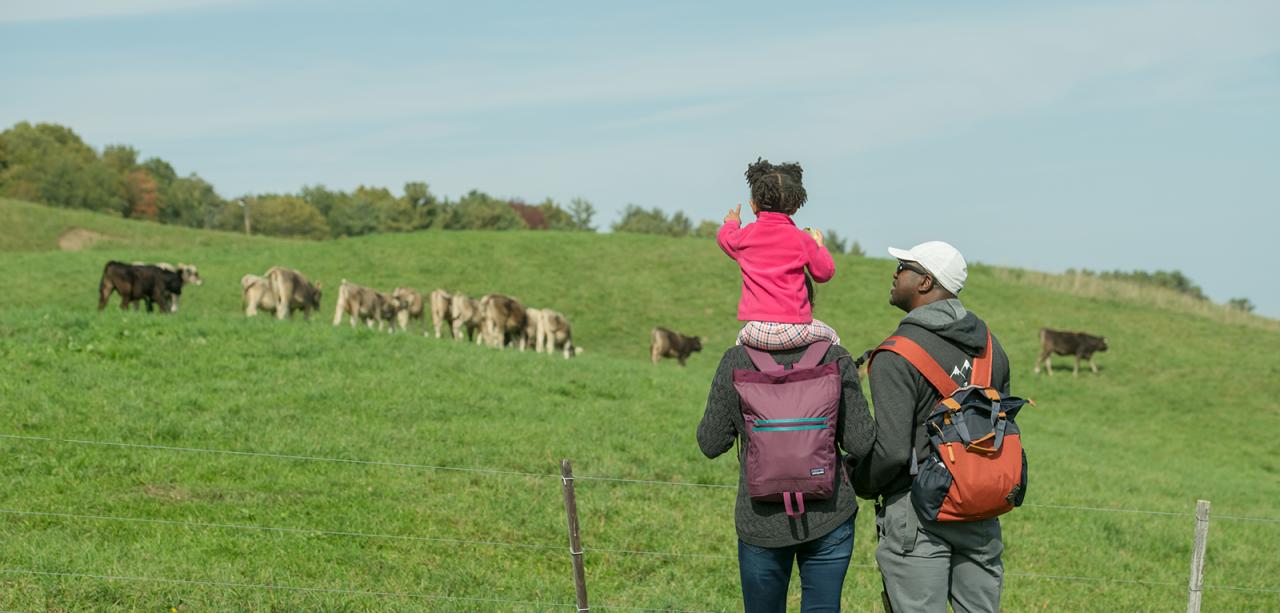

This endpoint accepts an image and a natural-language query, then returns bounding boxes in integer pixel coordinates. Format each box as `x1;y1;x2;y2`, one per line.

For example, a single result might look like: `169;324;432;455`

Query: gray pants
875;491;1003;613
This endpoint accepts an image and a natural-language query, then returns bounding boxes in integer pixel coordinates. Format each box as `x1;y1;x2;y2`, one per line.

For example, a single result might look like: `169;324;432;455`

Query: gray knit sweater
697;344;876;548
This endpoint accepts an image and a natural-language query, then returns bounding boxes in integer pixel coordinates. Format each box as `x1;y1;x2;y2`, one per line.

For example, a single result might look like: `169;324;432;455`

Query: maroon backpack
733;341;841;518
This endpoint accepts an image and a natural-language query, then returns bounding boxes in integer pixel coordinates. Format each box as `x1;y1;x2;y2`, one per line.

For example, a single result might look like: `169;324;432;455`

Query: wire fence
2;430;1278;608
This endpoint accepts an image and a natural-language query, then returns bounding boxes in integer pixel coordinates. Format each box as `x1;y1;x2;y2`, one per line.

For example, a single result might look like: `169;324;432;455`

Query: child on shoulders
717;158;840;350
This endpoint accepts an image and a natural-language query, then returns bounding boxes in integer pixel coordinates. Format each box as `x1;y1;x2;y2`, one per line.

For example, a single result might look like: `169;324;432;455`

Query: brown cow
98;261;183;313
131;261;202;313
267;266;322;320
1036;328;1109;377
333;280;399;331
650;327;701;366
480;293;528;350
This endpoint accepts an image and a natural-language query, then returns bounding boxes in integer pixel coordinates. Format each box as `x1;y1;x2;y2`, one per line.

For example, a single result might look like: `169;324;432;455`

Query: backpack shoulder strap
871;335;958;396
794;341;832;370
971;329;994;388
744;347;784;373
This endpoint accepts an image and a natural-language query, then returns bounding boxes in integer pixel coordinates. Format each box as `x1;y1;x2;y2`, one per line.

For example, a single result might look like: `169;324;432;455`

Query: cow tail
97;263;113;309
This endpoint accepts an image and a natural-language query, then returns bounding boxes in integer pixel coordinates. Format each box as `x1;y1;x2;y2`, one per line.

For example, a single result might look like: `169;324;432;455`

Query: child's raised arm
716;204;744;259
805;231;836;283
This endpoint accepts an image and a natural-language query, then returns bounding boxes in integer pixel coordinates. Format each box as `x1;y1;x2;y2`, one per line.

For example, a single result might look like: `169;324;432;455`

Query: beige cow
243;268;322;319
449;293;485;343
241;273;274;316
524;307;545;351
334;280;399;331
430;289;454;338
392;287;425;333
536;309;580;359
265;266;323;320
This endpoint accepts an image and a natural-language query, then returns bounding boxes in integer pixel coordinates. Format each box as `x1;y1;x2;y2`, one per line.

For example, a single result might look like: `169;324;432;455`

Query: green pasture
1;197;1278;611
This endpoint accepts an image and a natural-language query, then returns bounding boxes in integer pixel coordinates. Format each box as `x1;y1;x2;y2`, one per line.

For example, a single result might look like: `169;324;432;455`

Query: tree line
0;121;867;253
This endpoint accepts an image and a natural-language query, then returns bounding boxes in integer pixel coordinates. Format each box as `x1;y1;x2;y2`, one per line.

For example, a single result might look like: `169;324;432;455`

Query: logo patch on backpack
810;467;826;476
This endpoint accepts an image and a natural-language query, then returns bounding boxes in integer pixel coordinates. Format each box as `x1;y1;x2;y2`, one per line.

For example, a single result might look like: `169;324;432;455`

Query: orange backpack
872;331;1028;521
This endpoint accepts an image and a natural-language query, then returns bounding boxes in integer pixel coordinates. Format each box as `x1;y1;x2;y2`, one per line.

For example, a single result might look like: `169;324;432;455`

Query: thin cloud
0;0;243;24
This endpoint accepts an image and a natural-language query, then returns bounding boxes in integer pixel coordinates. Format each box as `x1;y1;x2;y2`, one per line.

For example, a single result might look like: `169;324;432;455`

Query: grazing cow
131;261;203;313
98;261;183;313
1036;328;1109;377
536;309;580;359
430;289;454;339
242;266;321;319
449;293;484;343
480;293;528;350
524;307;545;351
650;327;702;366
392;287;425;333
241;273;275;316
333;280;400;331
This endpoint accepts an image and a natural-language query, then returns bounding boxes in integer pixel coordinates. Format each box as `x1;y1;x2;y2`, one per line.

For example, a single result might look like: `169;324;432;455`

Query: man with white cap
852;241;1013;613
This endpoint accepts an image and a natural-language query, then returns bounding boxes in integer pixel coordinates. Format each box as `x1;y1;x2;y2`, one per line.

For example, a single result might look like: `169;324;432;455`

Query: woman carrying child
699;158;873;612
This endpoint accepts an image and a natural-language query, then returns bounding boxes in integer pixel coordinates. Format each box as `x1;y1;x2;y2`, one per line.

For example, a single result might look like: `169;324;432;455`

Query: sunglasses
896;261;930;277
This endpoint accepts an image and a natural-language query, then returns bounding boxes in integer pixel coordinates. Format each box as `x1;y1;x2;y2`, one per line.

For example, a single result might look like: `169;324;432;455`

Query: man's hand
724;204;742;225
805;227;825;247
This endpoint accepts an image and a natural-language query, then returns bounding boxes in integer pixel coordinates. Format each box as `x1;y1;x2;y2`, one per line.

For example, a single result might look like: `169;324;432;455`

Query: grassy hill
1;197;1278;610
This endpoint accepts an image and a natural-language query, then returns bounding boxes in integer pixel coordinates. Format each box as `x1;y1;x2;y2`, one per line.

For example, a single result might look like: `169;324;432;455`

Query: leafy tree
0;122;126;214
694;219;720;238
539;198;577;231
1227;297;1255;313
402;181;444;229
825;229;849;254
324;185;409;237
123;168;162;220
299;184;346;219
568;197;597;231
509;199;547;229
668;211;693;237
448;189;526;230
612;204;693;237
847;240;865;257
246;195;330;239
101;144;139;175
162;174;223;228
613;205;663;235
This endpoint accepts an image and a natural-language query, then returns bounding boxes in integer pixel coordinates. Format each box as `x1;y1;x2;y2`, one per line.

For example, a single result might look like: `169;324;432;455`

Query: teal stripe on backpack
753;425;829;432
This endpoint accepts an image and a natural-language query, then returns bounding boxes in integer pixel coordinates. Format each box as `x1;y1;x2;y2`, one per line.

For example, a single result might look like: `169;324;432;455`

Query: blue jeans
738;515;856;613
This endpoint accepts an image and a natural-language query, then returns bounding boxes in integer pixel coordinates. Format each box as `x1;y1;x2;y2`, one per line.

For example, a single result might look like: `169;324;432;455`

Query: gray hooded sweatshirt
851;299;1011;499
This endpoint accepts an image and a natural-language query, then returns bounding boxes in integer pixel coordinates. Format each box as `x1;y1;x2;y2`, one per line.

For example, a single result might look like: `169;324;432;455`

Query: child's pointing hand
725;204;742;224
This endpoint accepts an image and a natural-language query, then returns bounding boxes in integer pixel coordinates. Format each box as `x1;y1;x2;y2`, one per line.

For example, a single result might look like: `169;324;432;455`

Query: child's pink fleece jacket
716;211;836;324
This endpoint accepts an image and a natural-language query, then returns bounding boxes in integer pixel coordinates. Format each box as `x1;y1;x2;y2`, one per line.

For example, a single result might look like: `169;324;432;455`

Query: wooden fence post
562;459;589;612
1186;499;1211;613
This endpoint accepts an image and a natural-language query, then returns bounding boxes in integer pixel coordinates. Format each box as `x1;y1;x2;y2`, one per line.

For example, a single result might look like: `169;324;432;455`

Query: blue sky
3;0;1278;316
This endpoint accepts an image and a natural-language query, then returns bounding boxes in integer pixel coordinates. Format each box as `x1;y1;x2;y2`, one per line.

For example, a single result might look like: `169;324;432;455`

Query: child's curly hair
745;157;807;215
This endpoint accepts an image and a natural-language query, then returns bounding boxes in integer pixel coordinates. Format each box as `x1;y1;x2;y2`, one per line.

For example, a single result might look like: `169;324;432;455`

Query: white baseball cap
887;241;967;294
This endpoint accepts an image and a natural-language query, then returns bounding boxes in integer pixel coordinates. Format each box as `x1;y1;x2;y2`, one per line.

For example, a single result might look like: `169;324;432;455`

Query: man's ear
919;274;935;294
